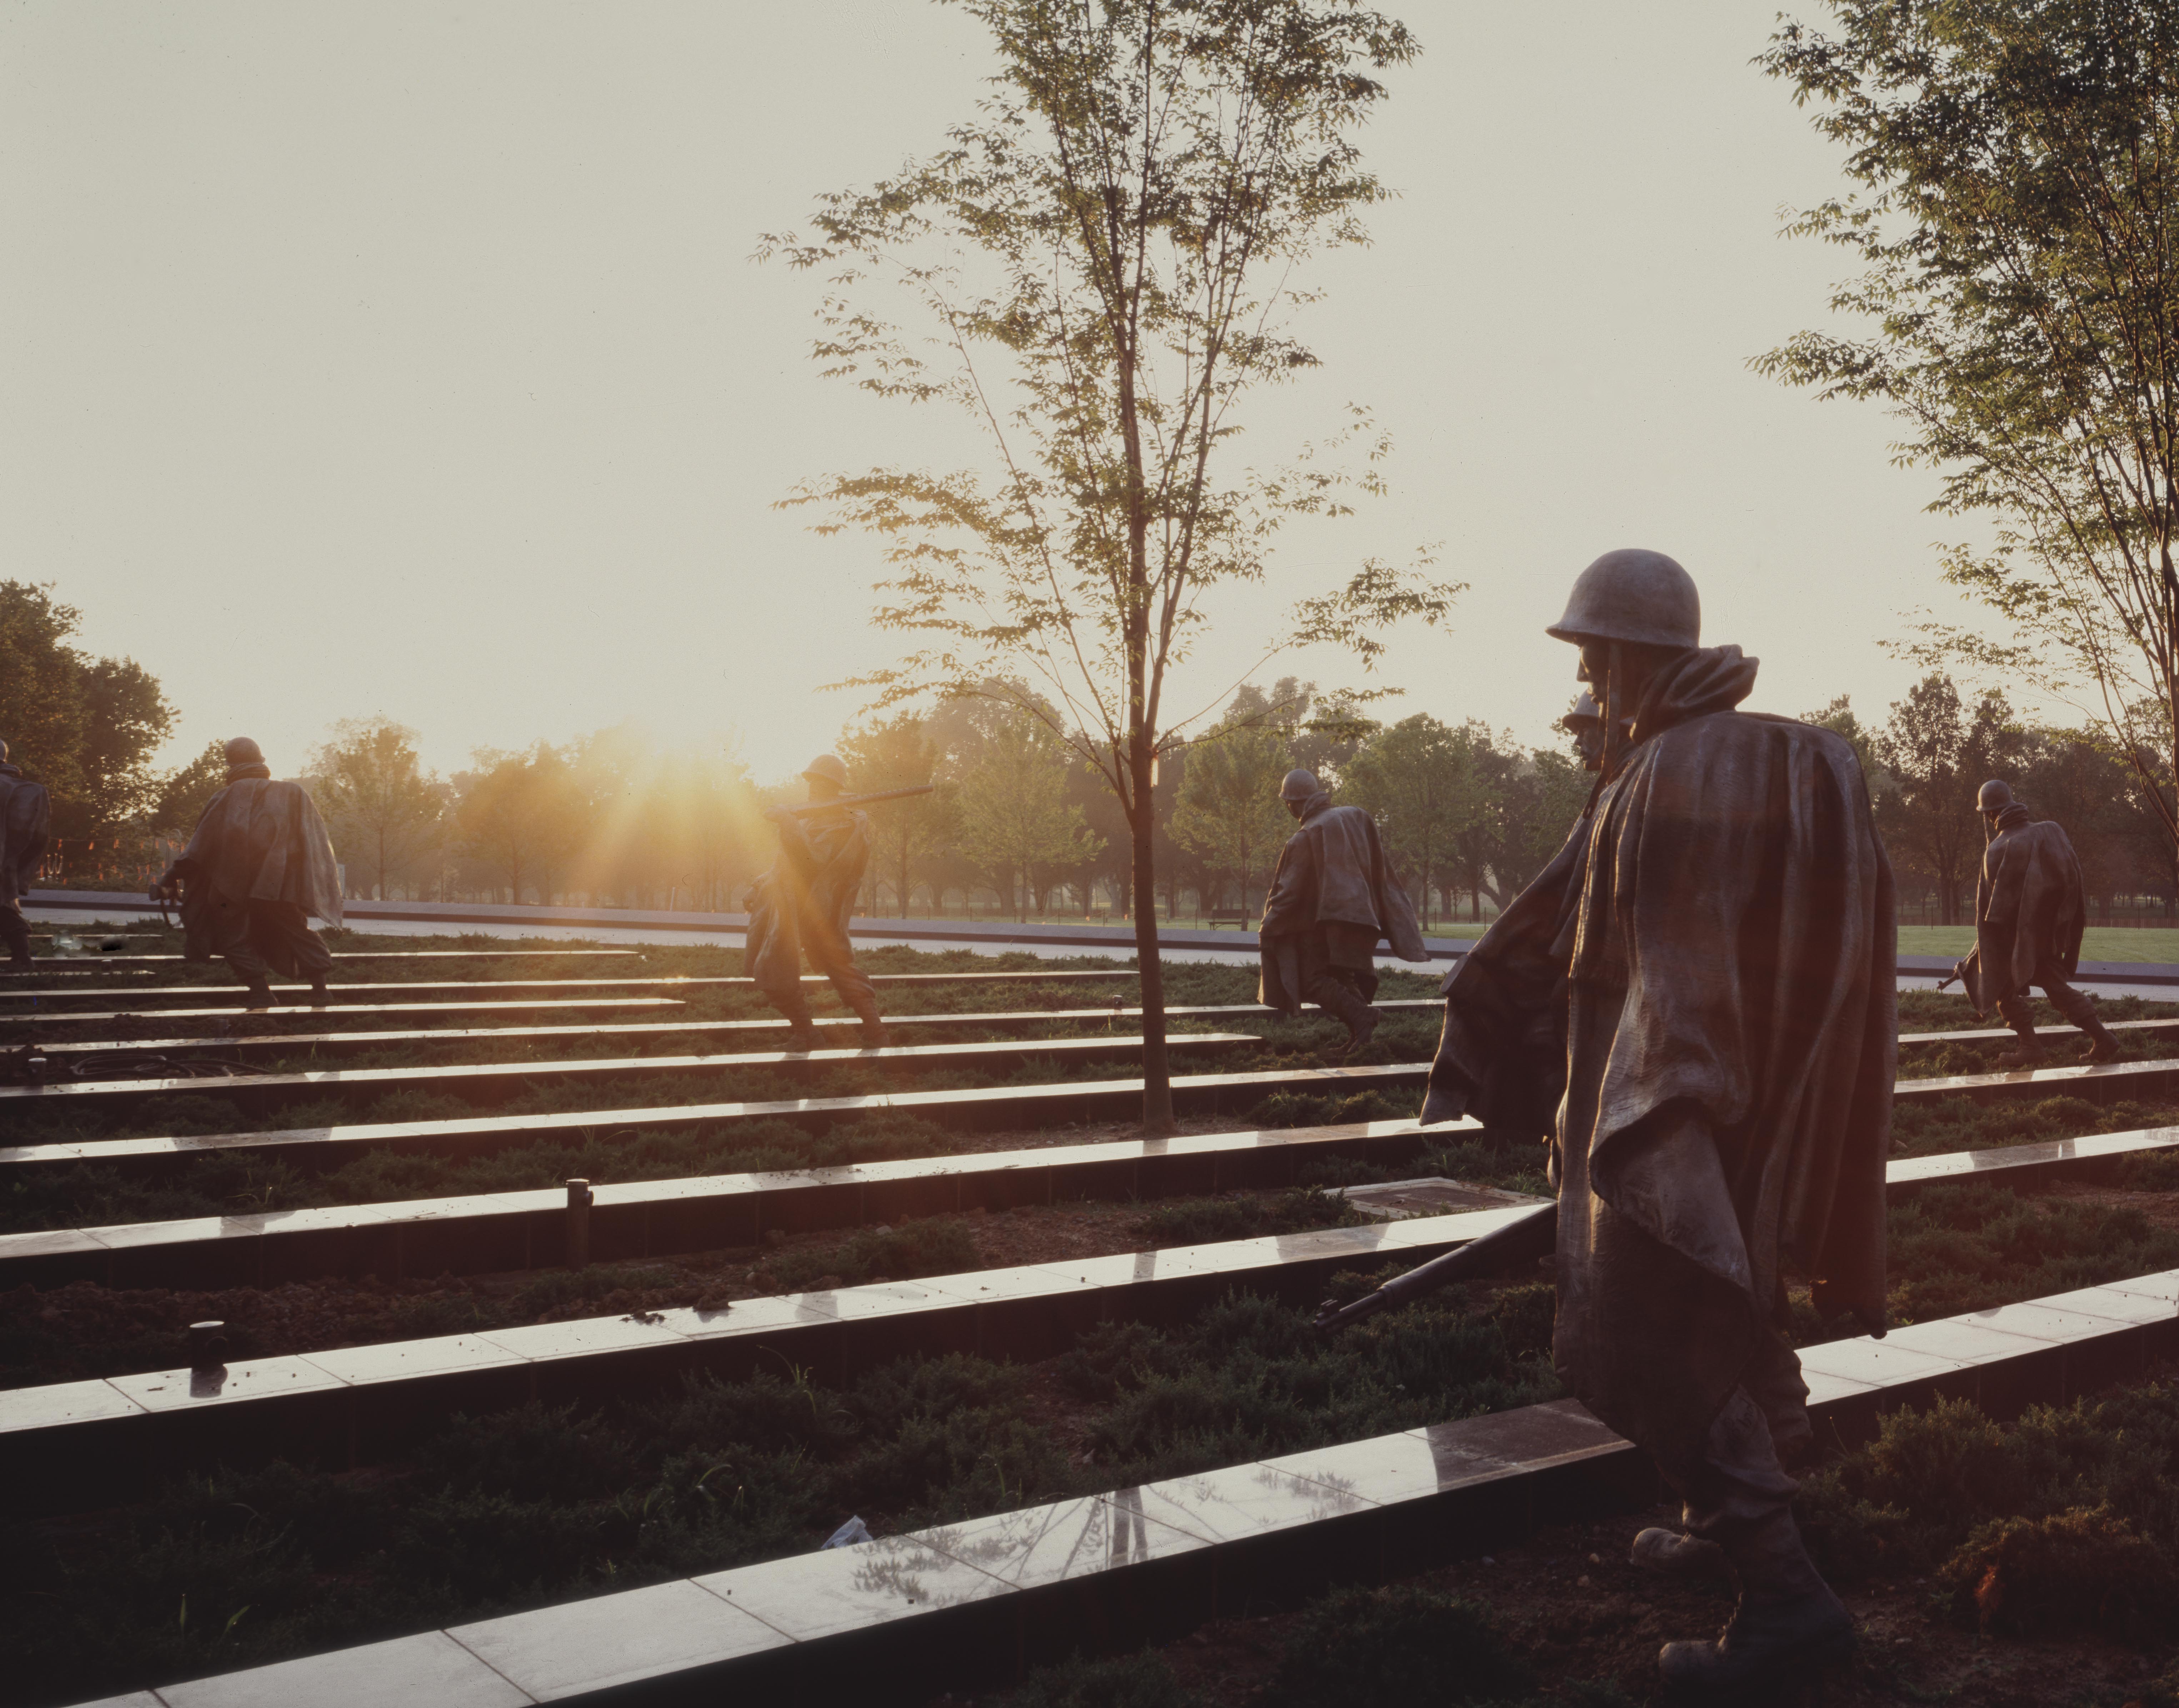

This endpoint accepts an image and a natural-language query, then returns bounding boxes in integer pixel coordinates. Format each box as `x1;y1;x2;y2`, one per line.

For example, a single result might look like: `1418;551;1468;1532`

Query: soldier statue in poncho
1951;778;2119;1067
0;739;53;972
1257;768;1429;1054
1413;550;1893;1694
152;737;342;1009
745;754;887;1050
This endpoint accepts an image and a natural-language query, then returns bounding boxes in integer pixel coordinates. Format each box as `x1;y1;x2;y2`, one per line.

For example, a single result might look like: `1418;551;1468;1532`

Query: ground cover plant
0;1188;1367;1386
0;1284;1560;1707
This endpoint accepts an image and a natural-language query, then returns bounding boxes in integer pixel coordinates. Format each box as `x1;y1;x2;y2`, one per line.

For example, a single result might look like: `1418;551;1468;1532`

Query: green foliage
1800;1380;2179;1647
1259;1583;1530;1708
994;1652;1197;1708
1758;2;2179;847
1937;1504;2178;1642
0;579;176;833
1882;1180;2179;1324
1127;1186;1363;1246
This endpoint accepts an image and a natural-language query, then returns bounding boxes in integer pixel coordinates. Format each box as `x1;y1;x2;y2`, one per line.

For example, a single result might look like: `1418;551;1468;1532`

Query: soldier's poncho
1959;812;2086;1015
745;807;871;996
0;764;52;905
175;776;344;933
1257;793;1428;1013
1422;645;1894;1456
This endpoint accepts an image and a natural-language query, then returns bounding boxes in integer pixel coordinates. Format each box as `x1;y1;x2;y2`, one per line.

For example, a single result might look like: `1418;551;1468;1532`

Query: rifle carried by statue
777;784;938;817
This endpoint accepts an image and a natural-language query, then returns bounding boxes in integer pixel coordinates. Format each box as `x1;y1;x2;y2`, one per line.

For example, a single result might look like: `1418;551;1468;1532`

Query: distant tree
841;715;957;918
1873;673;2022;923
1759;4;2179;865
1800;693;1893;797
765;0;1454;1132
1171;718;1291;913
0;581;174;832
150;741;226;837
1341;715;1473;925
456;747;576;906
957;716;1102;921
312;718;446;901
1493;747;1592;905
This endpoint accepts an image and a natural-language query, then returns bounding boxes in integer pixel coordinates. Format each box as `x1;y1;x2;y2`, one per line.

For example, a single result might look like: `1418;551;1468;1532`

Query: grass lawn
1897;924;2179;963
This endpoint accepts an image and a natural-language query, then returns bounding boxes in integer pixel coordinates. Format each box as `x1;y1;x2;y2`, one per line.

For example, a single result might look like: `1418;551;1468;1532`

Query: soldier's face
1285;797;1306;820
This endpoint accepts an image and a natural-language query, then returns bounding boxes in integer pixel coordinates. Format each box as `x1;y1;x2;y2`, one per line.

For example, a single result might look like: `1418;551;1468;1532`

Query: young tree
765;0;1455;1131
957;714;1103;920
1170;716;1291;913
312;718;446;901
1759;3;2179;862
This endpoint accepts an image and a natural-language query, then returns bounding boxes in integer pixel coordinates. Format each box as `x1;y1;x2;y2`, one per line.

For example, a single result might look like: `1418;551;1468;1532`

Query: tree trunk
1132;743;1176;1135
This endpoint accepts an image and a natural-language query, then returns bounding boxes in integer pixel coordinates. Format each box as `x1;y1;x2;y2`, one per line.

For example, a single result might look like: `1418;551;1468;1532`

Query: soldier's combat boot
848;995;890;1050
2078;1010;2123;1064
773;990;821;1053
1631;1527;1730;1581
1322;986;1378;1057
309;979;330;1008
242;982;275;1013
1994;1017;2045;1070
1658;1509;1853;1697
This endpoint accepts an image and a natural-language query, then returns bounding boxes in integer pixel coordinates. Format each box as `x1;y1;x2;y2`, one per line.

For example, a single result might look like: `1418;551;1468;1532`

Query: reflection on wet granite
694;1532;1010;1642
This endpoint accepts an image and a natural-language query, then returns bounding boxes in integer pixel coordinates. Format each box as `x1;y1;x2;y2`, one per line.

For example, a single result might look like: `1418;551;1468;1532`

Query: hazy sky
2;1;2008;786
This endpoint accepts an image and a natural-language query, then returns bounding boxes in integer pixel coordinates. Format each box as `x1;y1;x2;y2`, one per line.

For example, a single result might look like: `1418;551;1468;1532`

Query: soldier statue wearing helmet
1950;778;2117;1066
1255;768;1428;1053
744;753;888;1048
1396;549;1894;1693
1559;690;1628;772
150;737;343;1008
0;738;53;972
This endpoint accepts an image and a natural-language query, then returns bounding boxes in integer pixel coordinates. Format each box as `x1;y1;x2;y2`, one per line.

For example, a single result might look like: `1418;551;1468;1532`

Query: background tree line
14;571;2176;926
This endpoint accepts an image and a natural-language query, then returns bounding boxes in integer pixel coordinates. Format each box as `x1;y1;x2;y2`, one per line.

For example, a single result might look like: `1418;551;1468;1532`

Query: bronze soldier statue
0;739;53;972
152;737;342;1009
1954;778;2119;1067
745;754;888;1050
1561;690;1629;772
1412;550;1892;1693
1257;768;1428;1054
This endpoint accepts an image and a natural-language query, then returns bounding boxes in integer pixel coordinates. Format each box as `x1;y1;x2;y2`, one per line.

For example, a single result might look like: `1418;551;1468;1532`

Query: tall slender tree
763;0;1456;1132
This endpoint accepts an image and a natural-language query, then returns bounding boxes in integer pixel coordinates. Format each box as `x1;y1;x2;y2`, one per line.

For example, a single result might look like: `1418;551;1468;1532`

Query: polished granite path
0;1032;1256;1113
63;1266;2179;1708
0;996;688;1029
0;1063;1435;1180
22;1001;1443;1069
0;968;1141;1011
13;1121;2179;1515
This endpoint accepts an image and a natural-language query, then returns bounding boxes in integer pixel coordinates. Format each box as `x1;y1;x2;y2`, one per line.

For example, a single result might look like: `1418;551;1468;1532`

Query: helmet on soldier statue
1279;769;1321;803
1546;550;1701;650
1977;779;2015;816
1561;692;1602;732
224;737;265;768
801;754;849;789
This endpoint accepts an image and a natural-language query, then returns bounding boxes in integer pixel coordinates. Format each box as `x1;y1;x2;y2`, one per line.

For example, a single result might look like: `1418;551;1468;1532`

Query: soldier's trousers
1295;925;1379;1025
0;903;29;966
221;901;333;988
766;928;879;1027
1559;1193;1808;1543
1996;961;2102;1038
